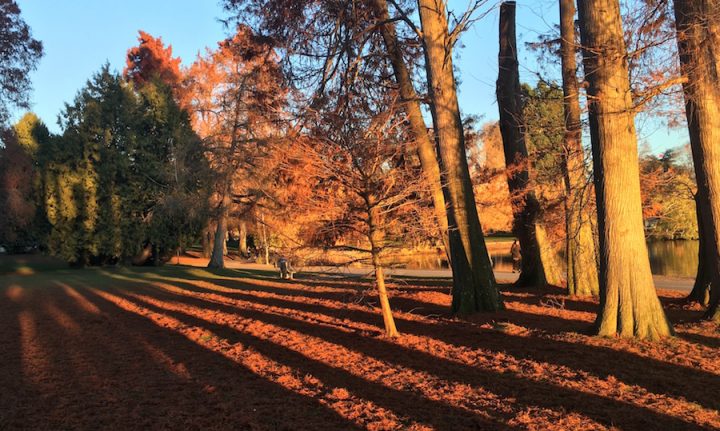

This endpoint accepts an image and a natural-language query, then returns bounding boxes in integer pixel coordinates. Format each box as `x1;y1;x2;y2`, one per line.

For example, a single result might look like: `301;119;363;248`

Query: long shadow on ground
0;279;364;430
153;268;720;416
99;276;712;430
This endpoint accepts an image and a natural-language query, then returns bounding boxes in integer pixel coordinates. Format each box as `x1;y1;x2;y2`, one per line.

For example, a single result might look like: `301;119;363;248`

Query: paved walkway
189;258;695;293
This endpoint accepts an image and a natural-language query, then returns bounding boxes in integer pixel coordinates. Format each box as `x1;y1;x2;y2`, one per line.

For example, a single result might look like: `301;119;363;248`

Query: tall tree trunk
497;1;560;287
239;220;248;257
559;0;599;296
208;191;230;269
223;231;228;256
688;192;711;305
260;212;269;265
202;225;213;258
207;73;245;269
372;0;450;261
673;0;720;321
367;203;399;337
536;223;565;286
577;0;672;339
417;0;503;313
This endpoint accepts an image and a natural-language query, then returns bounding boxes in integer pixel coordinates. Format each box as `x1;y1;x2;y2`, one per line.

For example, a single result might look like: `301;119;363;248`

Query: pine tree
0;1;43;125
38;66;209;265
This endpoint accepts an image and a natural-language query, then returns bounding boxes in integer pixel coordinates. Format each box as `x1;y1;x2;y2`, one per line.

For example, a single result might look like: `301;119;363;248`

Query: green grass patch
0;254;68;275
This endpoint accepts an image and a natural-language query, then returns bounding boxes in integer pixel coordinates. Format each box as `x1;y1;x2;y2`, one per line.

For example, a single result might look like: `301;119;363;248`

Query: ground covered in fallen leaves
1;265;718;430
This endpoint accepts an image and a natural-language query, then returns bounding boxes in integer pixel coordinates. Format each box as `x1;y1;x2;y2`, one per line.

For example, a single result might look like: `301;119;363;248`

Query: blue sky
17;0;685;152
17;0;226;130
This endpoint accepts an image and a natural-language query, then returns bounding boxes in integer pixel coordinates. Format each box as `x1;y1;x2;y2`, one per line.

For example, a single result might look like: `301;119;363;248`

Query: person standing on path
510;240;521;273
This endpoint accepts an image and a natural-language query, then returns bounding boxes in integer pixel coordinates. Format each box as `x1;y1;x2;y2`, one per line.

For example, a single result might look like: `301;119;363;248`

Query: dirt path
174;256;696;292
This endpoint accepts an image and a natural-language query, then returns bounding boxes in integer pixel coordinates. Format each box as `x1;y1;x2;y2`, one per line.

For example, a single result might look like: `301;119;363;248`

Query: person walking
510;240;521;273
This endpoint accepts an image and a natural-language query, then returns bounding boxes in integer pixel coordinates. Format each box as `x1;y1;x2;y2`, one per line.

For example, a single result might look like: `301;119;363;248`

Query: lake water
388;240;700;278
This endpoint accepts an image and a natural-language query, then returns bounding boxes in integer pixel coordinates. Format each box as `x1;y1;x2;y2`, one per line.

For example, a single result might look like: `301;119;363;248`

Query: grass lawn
0;254;68;275
1;264;718;430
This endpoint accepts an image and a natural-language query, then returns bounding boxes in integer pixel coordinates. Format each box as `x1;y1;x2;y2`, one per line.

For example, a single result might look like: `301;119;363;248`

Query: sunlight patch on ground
90;287;421;430
56;282;100;314
5;284;25;302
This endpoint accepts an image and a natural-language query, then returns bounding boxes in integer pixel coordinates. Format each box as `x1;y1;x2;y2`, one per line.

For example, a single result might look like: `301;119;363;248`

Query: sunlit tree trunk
497;1;561;287
577;0;673;339
372;0;450;261
673;0;720;321
260;212;269;265
239;220;248;257
688;192;711;304
202;226;213;258
417;0;503;313
208;189;230;268
559;0;599;296
536;224;565;286
367;202;399;337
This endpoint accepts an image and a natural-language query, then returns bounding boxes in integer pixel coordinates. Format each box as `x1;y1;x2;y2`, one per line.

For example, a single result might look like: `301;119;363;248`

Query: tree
496;1;562;288
577;0;672;339
226;0;453;259
639;148;697;240
689;190;712;305
186;26;287;269
133;81;213;264
622;0;684;125
298;93;420;337
0;0;43;126
124;31;185;100
223;0;502;313
471;122;513;234
0;113;47;250
371;0;450;261
558;0;599;296
417;0;503;313
673;0;720;320
37;66;209;265
520;82;585;290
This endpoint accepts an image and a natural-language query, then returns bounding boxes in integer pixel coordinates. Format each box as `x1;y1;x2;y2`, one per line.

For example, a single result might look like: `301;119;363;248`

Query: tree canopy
0;0;43;126
34;66;210;265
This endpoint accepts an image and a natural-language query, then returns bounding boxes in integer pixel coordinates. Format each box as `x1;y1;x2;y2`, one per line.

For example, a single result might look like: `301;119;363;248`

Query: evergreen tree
0;113;47;250
37;66;210;265
0;0;43;125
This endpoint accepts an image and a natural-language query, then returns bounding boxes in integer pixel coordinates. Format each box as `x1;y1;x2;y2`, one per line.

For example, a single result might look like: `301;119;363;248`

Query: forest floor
1;264;718;430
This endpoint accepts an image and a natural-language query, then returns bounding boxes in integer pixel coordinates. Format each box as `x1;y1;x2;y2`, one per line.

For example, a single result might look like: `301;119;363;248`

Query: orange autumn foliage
124;30;188;107
184;25;293;264
472;122;513;234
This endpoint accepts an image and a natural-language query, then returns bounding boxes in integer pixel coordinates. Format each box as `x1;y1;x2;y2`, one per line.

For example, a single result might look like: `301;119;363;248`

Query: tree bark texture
559;0;599;296
417;0;503;313
536;223;565;287
259;212;270;265
202;226;213;258
687;192;711;305
373;0;450;261
208;190;230;269
368;204;399;337
497;1;560;287
577;0;673;339
239;220;248;257
673;0;720;320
